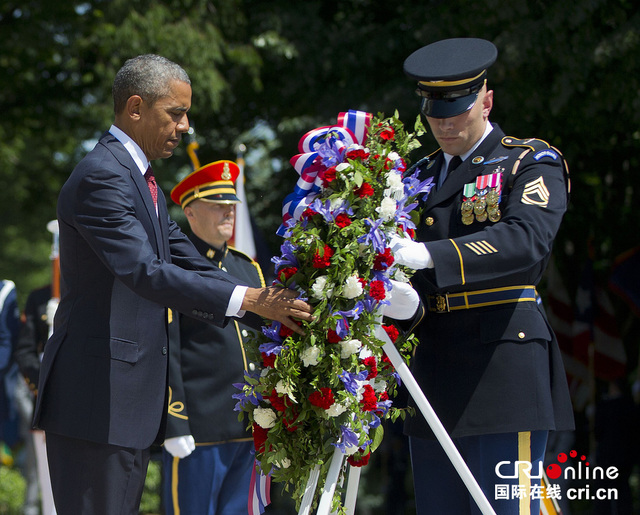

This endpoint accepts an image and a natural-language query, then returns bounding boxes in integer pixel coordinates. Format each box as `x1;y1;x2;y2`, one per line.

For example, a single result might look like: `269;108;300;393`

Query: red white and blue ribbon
248;461;271;515
277;110;372;236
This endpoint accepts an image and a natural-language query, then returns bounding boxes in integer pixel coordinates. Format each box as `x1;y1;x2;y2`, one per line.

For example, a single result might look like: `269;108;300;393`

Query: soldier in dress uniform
163;160;265;515
391;38;575;514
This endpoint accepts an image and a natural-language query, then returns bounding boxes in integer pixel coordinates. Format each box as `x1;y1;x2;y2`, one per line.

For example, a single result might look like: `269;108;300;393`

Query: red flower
362;356;378;378
369;280;386;300
381;353;393;369
261;352;276;368
322;166;337;186
354;183;374;198
302;207;318;219
279;324;295;338
360;384;377;411
268;389;287;412
312;245;334;268
283;411;299;432
347;450;371;467
335;213;352;228
379;125;395;141
373;247;394;271
379;391;389;402
383;324;399;343
252;423;269;454
346;148;369;160
278;266;298;282
308;387;335;409
327;328;341;343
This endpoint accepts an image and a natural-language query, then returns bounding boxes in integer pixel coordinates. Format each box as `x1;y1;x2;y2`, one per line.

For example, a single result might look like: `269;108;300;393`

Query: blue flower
339;369;368;395
357;218;386;253
232;381;263;411
331;424;360;453
259;341;284;356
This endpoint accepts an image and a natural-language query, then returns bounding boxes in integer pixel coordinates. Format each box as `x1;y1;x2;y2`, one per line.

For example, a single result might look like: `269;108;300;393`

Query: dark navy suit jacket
34;132;246;449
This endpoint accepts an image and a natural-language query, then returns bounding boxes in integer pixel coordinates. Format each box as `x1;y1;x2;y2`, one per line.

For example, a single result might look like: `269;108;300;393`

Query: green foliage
140;459;162;515
0;465;26;514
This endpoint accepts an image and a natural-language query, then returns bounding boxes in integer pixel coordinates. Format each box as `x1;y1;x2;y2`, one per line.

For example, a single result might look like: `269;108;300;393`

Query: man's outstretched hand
242;286;314;335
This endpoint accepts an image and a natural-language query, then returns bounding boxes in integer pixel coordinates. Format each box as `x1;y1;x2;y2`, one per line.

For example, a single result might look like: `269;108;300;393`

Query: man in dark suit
392;39;575;514
162;160;265;514
33;54;313;515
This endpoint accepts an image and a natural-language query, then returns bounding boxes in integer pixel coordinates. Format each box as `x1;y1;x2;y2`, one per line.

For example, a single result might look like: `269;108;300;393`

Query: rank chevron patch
521;176;550;207
464;240;498;255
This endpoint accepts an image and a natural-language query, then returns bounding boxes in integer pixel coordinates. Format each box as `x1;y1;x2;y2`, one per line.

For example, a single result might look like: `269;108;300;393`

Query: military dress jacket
33;132;246;450
166;236;265;444
404;123;575;439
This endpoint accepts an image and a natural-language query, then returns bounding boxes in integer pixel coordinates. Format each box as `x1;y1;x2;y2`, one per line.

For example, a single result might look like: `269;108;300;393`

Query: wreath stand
297;319;497;515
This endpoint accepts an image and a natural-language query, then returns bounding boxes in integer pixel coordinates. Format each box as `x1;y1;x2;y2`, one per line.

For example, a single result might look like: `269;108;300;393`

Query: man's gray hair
112;54;191;114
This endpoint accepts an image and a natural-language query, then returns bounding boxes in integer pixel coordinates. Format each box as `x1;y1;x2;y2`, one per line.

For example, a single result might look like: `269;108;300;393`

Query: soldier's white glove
383;280;420;320
163;435;196;458
389;235;434;269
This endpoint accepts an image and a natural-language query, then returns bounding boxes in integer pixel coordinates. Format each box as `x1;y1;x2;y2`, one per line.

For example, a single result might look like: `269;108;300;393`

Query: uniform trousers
410;430;548;515
163;440;254;515
46;432;150;515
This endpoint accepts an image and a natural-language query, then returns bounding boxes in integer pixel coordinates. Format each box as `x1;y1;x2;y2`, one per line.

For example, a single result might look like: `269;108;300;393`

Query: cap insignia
221;162;232;181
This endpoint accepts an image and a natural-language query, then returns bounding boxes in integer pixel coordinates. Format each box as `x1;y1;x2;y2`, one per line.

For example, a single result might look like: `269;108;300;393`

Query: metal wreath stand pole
374;317;497;515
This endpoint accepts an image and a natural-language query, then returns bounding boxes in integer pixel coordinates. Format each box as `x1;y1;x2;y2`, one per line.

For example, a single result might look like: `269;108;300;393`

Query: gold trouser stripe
172;456;181;515
518;431;531;515
449;239;466;285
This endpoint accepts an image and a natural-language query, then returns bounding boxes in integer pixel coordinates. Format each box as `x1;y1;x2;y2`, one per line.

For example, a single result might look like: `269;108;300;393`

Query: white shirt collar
109;125;149;175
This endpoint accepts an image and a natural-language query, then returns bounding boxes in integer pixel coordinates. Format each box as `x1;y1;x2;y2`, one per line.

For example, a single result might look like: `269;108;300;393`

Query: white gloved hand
383;280;420;320
163;435;196;458
389;235;434;269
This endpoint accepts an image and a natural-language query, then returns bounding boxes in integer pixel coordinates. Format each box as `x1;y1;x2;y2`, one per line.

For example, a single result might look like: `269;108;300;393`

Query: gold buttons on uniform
518;332;525;339
425;217;434;226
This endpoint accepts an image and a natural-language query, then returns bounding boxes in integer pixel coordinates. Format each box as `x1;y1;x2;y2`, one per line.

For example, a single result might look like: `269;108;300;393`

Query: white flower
336;162;351;173
370;377;387;393
393;269;410;282
388;151;400;161
301;345;321;367
330;197;345;210
325;403;348;417
311;276;333;299
358;346;373;359
276;457;292;469
340;338;362;358
275;380;297;403
376;197;397;221
344;442;360;455
385;172;405;200
254;407;277;429
343;274;363;299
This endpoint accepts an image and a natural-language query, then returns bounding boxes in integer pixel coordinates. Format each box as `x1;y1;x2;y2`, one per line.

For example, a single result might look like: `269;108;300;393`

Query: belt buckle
434;293;450;313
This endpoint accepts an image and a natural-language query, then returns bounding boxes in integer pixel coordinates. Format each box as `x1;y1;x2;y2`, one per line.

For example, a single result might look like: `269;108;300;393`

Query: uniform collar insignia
483;156;509;165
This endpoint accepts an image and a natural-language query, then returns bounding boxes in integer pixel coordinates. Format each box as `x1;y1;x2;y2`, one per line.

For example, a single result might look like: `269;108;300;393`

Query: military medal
461;170;504;225
461;183;476;224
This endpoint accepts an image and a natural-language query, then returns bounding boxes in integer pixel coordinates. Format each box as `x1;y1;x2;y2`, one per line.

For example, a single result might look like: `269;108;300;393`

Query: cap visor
421;93;478;119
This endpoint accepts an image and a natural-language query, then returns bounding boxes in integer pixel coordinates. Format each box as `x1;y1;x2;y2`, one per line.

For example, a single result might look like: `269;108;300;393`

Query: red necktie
144;166;157;208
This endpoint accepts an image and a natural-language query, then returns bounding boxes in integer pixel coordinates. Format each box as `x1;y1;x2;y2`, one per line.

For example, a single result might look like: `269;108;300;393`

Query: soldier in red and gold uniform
163;161;265;515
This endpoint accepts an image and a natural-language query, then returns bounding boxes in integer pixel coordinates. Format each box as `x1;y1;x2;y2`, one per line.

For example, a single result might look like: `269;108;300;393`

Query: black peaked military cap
404;38;498;119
